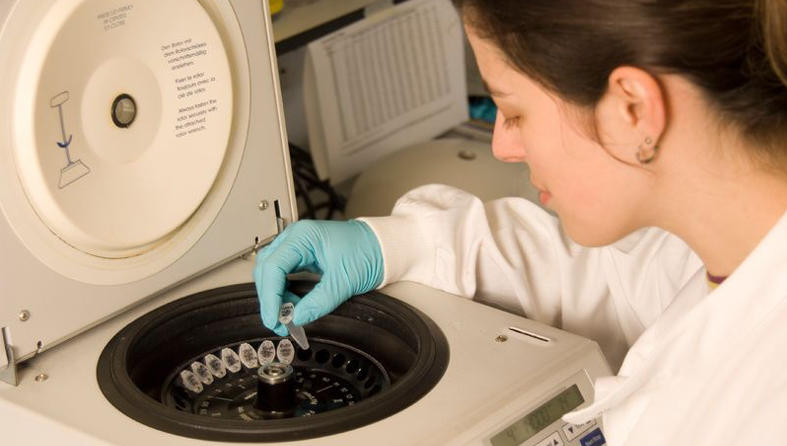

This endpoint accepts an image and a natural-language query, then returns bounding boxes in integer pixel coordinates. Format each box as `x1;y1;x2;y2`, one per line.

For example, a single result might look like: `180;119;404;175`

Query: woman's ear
595;66;666;165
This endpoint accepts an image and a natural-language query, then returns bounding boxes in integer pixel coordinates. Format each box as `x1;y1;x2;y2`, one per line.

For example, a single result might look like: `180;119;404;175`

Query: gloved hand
253;220;384;336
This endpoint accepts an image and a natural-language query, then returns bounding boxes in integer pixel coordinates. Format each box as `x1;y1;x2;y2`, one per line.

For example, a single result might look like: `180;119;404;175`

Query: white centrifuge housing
0;1;611;445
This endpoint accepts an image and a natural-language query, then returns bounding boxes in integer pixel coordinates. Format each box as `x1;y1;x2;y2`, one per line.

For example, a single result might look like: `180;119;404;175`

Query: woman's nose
491;111;526;163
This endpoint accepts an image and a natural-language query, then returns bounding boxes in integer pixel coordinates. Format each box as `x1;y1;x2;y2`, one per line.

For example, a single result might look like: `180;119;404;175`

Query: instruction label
162;38;208;71
160;37;221;138
174;99;217;138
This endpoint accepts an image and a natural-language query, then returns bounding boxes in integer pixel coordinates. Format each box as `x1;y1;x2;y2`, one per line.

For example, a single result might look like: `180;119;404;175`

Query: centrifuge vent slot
508;326;551;343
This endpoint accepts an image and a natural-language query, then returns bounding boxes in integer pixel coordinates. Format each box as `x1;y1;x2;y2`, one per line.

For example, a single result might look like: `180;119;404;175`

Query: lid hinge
246;199;288;259
0;327;19;386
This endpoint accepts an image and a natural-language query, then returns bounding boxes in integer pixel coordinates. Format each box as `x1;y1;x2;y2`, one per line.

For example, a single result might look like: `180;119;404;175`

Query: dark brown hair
455;0;787;165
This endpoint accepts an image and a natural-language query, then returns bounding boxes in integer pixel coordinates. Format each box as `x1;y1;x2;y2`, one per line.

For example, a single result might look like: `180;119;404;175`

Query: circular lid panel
13;0;233;256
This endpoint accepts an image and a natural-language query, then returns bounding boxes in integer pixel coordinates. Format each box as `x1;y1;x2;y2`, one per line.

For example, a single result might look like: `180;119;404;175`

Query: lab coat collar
564;210;787;425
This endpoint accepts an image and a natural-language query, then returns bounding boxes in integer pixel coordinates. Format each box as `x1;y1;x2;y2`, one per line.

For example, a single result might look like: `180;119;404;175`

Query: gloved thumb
292;278;348;326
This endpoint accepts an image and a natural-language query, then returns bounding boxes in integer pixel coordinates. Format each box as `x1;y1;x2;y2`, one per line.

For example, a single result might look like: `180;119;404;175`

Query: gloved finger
283;290;302;305
253;227;316;298
298;264;322;274
252;231;289;291
254;225;294;268
292;276;348;326
257;238;318;330
272;324;288;337
254;242;304;329
254;270;283;331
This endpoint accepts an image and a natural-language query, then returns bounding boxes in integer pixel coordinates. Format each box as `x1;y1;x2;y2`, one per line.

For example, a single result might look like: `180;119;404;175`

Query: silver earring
636;137;659;164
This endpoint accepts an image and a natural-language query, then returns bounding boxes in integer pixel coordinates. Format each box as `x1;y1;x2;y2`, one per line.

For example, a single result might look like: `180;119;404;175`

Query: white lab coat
359;184;787;445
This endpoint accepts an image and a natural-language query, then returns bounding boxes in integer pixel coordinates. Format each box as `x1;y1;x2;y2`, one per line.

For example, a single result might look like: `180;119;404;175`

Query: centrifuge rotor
97;282;449;442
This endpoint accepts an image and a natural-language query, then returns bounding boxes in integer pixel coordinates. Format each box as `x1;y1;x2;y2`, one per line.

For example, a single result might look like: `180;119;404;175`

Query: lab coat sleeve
359;184;703;370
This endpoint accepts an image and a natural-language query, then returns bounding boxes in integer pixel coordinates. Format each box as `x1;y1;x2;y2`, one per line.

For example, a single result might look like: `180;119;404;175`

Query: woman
254;0;787;443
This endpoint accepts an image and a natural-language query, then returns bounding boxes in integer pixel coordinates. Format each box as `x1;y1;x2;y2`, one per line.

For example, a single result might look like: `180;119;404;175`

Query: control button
562;420;595;441
534;432;564;446
579;428;607;446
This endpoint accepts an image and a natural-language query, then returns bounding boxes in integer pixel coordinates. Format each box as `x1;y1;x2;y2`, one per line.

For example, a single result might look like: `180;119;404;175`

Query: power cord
288;143;347;220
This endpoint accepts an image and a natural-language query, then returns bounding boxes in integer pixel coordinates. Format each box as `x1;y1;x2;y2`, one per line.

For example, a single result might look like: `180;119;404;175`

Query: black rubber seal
97;282;449;442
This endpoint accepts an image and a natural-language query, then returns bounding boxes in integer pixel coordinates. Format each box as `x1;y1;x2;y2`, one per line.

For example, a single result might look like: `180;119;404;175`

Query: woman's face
466;26;652;246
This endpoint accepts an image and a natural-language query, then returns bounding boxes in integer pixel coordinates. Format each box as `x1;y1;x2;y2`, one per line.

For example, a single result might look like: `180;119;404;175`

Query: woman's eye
502;116;521;129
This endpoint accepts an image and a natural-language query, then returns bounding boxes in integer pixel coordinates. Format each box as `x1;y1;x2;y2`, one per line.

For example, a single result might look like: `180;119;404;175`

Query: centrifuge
0;0;611;445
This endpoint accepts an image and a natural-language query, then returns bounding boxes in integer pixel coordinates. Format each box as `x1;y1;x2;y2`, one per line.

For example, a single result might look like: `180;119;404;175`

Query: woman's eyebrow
482;78;511;97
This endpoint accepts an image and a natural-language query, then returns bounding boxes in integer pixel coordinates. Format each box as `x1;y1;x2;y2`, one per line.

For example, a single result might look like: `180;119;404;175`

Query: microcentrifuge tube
238;343;259;368
279;303;309;350
258;340;276;365
221;347;242;373
204;353;227;378
276;339;295;364
180;370;204;393
191;361;214;385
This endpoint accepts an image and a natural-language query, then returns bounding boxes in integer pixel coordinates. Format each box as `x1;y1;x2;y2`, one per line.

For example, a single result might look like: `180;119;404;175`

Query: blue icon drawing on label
580;428;606;446
50;91;90;189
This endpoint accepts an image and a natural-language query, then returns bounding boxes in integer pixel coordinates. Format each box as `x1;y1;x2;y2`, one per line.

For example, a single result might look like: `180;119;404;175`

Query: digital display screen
490;384;584;446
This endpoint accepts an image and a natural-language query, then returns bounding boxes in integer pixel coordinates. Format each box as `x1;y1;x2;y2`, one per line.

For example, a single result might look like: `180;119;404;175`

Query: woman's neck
657;142;787;277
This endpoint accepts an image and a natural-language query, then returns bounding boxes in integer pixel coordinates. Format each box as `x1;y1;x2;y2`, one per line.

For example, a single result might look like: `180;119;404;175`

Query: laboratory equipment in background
270;0;284;16
0;1;609;445
294;0;537;219
303;0;468;185
344;138;538;218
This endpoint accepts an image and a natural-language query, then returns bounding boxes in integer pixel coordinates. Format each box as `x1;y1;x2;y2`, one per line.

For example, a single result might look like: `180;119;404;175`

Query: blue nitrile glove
253;220;384;336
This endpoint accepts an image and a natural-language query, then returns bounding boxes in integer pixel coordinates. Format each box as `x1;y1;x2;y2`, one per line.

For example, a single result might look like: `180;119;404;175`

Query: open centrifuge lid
0;0;296;368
